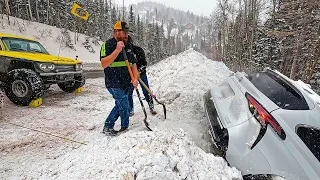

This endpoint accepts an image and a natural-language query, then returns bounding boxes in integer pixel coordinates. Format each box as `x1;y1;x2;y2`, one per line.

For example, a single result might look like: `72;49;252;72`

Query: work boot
117;127;129;134
148;101;157;115
102;127;117;136
129;109;134;117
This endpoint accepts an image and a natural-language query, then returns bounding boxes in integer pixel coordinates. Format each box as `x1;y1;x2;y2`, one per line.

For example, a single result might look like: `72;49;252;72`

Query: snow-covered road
0;50;242;179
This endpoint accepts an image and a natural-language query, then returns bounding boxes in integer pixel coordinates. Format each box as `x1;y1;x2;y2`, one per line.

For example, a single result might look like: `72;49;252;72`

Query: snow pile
148;48;231;116
37;130;242;180
0;16;101;64
145;48;231;153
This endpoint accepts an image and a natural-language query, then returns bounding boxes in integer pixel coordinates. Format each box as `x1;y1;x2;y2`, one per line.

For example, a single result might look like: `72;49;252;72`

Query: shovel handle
138;78;156;98
123;49;137;90
139;77;167;119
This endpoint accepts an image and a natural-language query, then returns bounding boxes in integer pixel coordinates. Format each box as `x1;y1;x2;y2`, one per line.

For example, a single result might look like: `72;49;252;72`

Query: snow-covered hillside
0;49;242;179
0;15;101;65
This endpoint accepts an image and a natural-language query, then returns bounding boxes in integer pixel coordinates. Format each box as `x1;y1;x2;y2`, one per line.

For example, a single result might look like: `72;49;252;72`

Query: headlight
38;63;55;72
47;64;55;70
75;63;83;71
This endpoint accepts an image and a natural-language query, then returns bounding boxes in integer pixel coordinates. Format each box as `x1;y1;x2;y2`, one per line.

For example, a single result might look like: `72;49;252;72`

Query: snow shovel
123;49;152;131
138;78;167;119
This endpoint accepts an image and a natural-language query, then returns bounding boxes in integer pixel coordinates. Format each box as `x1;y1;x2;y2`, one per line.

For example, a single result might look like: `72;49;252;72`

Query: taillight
246;93;286;140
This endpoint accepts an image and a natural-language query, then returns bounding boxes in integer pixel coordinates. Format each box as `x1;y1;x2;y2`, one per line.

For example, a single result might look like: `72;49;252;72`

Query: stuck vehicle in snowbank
0;33;85;106
203;68;320;180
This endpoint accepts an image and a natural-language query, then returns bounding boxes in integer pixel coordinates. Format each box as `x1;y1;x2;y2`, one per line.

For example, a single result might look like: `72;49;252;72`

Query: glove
132;79;138;88
138;65;146;73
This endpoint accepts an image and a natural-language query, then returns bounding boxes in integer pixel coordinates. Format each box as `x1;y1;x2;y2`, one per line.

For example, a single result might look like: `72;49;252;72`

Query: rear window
297;126;320;162
248;71;309;110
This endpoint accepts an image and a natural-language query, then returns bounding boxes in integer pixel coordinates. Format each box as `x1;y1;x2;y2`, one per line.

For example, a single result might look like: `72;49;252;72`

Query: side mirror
75;55;78;60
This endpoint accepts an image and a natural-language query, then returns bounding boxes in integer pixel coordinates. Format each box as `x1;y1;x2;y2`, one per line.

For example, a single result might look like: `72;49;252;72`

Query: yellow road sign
71;2;89;20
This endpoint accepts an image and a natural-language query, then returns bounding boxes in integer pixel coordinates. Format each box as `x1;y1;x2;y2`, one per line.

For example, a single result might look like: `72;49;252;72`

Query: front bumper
39;71;83;84
35;63;83;76
39;70;83;76
203;90;229;157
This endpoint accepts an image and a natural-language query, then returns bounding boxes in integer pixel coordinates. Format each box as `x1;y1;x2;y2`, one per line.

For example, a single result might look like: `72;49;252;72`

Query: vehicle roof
0;33;35;41
269;69;318;109
237;69;320;128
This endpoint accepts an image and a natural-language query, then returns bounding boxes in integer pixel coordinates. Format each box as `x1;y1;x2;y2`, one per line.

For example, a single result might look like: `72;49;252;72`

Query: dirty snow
0;49;242;179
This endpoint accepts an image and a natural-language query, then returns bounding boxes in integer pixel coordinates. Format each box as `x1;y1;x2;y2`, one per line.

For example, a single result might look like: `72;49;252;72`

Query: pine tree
167;18;175;37
139;17;144;48
111;6;117;25
128;5;136;41
136;15;144;47
154;23;161;60
83;0;96;37
137;15;141;40
253;0;320;92
129;5;134;27
159;20;166;59
99;0;109;41
145;23;156;64
118;7;121;21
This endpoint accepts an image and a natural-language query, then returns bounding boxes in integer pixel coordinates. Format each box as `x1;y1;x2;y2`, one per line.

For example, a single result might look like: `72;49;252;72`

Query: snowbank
37;130;241;179
148;48;231;110
145;49;231;151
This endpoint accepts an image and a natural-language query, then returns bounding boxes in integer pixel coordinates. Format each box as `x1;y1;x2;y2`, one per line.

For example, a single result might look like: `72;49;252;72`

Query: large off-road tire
58;73;85;93
5;69;44;106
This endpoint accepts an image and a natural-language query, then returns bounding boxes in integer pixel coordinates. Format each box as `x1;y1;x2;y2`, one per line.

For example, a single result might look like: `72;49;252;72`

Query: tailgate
210;76;252;128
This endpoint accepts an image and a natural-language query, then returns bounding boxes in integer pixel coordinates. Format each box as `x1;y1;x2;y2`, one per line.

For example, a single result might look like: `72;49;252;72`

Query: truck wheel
5;69;44;106
58;74;85;93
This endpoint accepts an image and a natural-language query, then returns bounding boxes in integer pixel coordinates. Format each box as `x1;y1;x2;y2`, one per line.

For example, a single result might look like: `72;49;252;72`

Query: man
127;36;157;116
100;21;139;136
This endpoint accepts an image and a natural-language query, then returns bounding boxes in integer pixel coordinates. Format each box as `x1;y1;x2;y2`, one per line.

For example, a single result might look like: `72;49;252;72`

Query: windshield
1;37;49;54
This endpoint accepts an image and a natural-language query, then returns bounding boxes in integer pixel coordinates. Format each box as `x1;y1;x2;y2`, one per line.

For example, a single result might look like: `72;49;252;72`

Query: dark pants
128;72;153;112
105;88;130;129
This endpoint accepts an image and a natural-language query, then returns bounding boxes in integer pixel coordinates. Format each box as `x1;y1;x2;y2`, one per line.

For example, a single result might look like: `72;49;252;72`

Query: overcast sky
114;0;217;17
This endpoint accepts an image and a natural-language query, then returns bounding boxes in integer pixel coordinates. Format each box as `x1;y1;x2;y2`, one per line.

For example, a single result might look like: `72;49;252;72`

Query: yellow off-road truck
0;33;85;106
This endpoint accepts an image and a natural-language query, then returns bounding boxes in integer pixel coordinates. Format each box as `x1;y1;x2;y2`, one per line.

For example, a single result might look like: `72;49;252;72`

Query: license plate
65;76;74;81
60;75;74;81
